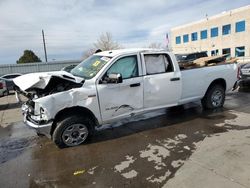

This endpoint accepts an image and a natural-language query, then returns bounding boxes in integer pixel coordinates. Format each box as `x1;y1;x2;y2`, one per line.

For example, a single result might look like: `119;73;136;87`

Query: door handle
170;77;180;81
130;83;141;87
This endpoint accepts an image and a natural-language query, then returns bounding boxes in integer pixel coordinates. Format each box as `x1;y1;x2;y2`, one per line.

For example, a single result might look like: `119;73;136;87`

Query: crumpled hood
13;71;84;91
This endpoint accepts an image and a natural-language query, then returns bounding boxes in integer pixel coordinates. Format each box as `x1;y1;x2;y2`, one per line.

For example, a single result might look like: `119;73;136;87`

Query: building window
222;48;231;58
236;20;245;33
235;46;245;57
211;27;218;37
176;36;181;44
222;24;231;35
211;49;219;56
183;34;189;43
191;32;198;41
200;30;207;39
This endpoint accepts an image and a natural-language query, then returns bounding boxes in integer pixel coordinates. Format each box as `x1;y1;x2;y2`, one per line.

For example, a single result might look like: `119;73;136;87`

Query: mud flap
232;80;240;91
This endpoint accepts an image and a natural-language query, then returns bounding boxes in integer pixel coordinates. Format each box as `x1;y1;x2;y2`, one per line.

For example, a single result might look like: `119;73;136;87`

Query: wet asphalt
0;90;250;188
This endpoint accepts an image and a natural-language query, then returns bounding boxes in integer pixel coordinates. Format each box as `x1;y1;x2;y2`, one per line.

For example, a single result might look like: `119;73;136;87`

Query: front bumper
22;104;53;137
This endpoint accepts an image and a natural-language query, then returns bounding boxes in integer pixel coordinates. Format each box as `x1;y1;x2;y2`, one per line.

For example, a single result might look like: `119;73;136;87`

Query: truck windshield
71;55;111;79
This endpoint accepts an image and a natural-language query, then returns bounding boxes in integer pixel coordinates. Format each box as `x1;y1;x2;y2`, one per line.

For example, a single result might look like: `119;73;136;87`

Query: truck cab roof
96;48;167;57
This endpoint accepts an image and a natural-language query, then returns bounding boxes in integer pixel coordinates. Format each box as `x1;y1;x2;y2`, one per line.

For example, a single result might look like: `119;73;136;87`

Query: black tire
52;115;94;148
4;90;9;96
201;84;225;109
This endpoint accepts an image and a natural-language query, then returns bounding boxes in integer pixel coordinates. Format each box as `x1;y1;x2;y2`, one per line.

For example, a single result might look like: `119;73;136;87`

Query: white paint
140;144;170;170
146;170;171;183
163;138;181;145
143;54;182;109
97;109;166;131
13;71;83;91
17;49;238;144
171;160;184;168
88;166;98;175
121;170;138;179
156;138;181;149
179;62;237;104
114;155;136;173
175;134;187;140
184;146;191;150
194;131;201;134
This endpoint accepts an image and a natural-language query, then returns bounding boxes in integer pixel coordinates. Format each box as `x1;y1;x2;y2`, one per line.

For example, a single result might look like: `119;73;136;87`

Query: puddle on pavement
0;122;38;164
109;108;250;186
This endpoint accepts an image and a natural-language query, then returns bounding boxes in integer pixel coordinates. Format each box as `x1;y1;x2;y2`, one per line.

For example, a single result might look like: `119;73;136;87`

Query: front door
97;55;143;123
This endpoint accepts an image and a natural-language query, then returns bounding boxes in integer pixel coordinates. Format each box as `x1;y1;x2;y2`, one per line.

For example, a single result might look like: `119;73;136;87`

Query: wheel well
206;78;226;94
50;106;99;136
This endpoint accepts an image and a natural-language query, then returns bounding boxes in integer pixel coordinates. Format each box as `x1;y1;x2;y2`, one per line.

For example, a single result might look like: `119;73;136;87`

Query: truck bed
178;60;238;104
179;55;237;71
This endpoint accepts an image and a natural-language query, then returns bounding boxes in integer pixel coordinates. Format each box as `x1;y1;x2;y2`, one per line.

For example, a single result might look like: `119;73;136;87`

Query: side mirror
106;73;123;84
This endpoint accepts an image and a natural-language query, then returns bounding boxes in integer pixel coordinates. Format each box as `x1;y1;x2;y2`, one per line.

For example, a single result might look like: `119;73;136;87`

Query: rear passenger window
144;54;173;75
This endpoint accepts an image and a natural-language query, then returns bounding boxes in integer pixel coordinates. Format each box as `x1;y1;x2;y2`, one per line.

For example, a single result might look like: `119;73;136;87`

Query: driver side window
106;55;138;79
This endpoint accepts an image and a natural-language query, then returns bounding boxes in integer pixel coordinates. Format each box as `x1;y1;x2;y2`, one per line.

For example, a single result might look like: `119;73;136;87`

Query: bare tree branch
93;32;121;51
82;32;121;59
147;42;164;49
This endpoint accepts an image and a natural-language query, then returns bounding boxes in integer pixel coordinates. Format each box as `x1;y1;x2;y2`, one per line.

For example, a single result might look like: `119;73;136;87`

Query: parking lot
0;90;250;188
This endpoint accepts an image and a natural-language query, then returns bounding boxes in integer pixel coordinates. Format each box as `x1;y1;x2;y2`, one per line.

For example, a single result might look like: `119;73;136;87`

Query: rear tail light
0;82;3;89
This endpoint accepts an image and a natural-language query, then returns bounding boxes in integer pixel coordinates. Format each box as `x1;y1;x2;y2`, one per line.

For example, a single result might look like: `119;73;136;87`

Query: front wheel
201;84;225;109
52;115;94;148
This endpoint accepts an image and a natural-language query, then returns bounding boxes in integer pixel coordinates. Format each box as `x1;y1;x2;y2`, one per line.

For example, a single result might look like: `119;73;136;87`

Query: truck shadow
91;103;244;143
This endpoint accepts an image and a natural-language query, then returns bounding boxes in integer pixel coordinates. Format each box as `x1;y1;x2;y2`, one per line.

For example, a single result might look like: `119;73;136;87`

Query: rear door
96;54;143;122
142;53;182;109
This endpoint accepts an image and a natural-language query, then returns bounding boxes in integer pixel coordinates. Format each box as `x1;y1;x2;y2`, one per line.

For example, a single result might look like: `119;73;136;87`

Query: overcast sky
0;0;249;64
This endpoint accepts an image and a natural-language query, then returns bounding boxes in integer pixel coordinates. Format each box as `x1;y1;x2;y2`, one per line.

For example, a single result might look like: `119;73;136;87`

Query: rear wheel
201;84;225;109
4;90;9;96
52;115;94;148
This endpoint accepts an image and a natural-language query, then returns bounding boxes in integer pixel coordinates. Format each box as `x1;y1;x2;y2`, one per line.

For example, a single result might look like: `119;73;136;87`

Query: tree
94;32;121;51
17;50;42;64
83;32;121;59
147;42;164;49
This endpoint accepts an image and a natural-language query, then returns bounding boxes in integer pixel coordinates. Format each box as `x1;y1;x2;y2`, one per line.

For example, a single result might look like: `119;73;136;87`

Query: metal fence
0;60;81;76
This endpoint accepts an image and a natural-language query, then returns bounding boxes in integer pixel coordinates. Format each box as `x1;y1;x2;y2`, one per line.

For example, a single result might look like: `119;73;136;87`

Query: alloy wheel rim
211;90;223;107
62;123;88;146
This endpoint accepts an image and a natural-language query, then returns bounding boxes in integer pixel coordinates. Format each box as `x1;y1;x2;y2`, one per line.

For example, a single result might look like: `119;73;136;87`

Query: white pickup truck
14;48;238;148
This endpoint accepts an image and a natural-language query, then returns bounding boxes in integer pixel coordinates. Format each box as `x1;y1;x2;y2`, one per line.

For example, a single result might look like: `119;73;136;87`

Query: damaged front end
13;71;84;137
21;101;53;137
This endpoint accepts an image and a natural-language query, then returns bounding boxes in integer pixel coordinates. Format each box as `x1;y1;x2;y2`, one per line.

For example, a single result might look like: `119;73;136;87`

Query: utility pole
42;29;48;62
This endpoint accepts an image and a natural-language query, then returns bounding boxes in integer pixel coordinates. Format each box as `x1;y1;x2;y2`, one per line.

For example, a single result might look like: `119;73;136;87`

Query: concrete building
170;5;250;58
